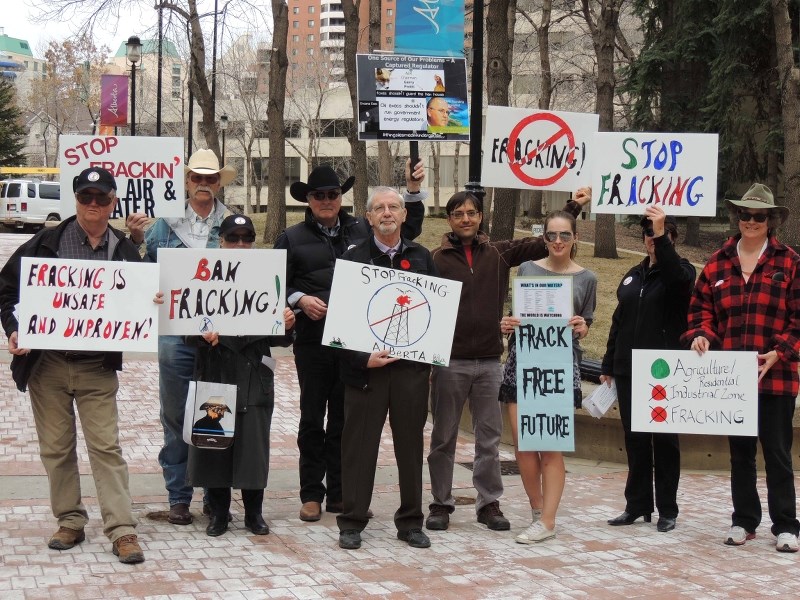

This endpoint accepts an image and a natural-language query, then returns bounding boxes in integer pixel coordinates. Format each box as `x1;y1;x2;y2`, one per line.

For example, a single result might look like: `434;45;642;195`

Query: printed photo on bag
183;381;237;449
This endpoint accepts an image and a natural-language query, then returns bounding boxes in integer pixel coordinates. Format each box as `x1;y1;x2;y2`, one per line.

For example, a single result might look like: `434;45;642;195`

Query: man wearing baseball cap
0;167;146;563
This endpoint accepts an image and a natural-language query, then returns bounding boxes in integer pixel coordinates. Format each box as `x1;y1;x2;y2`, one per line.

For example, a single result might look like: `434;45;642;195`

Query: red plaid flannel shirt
681;235;800;396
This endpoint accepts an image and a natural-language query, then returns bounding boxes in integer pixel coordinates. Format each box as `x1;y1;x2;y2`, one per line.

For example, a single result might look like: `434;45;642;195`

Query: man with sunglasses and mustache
0;167;146;564
274;160;426;523
139;149;237;526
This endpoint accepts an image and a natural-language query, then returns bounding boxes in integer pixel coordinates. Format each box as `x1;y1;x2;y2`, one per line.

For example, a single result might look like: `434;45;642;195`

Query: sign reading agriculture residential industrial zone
60;134;185;220
157;248;286;336
591;132;719;216
482;107;599;192
356;53;469;142
17;257;160;352
516;318;575;452
323;259;462;366
631;349;758;436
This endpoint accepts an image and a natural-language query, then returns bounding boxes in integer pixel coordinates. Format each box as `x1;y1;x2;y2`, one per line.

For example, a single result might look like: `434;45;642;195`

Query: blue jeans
158;336;196;506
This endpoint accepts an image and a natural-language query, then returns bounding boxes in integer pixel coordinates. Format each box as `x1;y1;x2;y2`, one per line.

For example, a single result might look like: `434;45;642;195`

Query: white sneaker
724;526;755;546
776;532;799;553
515;520;555;544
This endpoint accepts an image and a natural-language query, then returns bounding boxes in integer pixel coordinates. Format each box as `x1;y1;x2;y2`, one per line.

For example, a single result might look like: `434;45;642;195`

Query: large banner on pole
515;318;575;452
356;54;469;142
394;0;466;58
482;107;598;192
100;75;128;127
323;259;461;366
59;134;185;220
631;349;758;436
157;248;286;336
591;132;719;216
17;258;160;352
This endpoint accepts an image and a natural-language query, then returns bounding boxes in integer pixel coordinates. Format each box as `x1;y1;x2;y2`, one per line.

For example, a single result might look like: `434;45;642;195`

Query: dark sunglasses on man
76;192;114;206
189;173;221;184
224;232;256;244
307;190;341;201
737;210;768;223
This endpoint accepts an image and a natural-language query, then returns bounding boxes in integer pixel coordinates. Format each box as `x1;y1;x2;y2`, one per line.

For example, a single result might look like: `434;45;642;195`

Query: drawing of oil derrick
383;289;412;344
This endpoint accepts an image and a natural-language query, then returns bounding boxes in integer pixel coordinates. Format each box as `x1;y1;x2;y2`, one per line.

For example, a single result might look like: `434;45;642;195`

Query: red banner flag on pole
100;74;129;127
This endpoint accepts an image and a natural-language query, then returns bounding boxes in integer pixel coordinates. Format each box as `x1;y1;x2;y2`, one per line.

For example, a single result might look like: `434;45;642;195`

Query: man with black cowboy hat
137;149;238;526
275;159;426;522
0;167;146;564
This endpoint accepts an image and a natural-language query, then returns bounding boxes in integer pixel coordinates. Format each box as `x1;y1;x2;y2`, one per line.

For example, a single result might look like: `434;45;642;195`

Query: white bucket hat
184;149;237;187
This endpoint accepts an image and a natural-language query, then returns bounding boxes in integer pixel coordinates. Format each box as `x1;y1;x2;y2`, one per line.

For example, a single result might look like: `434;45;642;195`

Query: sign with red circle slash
481;107;598;192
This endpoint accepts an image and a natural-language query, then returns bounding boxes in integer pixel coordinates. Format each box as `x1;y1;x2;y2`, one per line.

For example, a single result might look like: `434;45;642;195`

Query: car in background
0;179;61;231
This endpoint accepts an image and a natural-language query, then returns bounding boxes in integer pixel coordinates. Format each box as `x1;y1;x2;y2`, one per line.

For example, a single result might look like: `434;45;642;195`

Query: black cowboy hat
289;165;355;203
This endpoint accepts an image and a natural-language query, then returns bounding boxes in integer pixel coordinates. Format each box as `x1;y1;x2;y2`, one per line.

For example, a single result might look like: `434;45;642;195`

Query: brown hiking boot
112;534;145;564
48;527;86;550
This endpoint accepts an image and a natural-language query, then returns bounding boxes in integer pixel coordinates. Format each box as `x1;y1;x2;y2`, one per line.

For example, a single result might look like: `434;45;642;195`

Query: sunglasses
544;231;574;243
76;192;113;206
224;233;256;244
737;210;768;223
308;190;341;201
189;173;220;184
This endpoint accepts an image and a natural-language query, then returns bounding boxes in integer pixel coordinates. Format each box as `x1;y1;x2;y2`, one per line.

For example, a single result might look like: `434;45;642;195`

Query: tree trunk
684;216;700;246
378;142;393;185
264;0;289;244
186;0;220;157
528;0;552;221
770;0;800;247
343;0;369;216
583;0;619;259
486;0;517;242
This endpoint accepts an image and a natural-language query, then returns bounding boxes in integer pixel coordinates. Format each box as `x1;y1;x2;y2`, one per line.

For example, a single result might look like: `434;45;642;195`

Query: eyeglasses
738;210;768;223
224;232;256;244
370;204;404;213
308;190;341;201
76;192;113;206
450;210;480;220
189;173;220;184
544;231;574;243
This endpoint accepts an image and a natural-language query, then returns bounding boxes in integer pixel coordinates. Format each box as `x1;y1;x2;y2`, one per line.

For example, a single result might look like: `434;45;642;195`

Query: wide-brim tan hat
184;148;237;187
725;183;789;225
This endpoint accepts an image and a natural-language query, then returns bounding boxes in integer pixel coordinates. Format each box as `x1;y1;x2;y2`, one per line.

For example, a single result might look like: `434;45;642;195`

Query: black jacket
274;201;424;346
601;234;696;377
338;237;437;390
0;216;143;391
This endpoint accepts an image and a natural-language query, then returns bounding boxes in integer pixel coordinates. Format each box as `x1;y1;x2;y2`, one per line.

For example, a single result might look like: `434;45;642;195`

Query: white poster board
157;248;286;336
482;107;599;192
60;135;185;220
17;257;160;352
323;259;462;366
631;349;758;436
591;132;719;216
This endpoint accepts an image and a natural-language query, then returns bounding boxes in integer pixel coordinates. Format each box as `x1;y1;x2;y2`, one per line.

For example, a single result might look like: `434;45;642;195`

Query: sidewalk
1;353;798;600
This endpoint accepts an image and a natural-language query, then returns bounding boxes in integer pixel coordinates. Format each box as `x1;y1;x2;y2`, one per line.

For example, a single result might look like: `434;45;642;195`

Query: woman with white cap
682;183;800;553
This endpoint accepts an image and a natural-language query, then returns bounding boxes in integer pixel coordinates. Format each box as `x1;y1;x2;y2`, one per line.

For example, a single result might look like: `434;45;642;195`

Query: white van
0;179;61;230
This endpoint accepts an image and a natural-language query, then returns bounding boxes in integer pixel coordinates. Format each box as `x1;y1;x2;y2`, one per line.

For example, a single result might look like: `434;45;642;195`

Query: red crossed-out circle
650;384;667;401
651;406;668;423
507;112;576;187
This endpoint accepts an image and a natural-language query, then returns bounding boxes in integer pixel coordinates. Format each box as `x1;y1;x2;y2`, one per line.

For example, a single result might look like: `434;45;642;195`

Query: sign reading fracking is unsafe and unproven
481;107;599;192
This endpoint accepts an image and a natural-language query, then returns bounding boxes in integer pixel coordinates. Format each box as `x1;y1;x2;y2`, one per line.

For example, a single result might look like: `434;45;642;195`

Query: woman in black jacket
600;206;696;533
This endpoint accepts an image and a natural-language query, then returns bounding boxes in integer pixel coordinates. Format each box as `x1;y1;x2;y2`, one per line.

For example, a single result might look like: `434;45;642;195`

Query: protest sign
631;349;758;436
356;54;469;142
158;248;286;336
394;0;465;58
17;257;159;352
482;107;598;192
59;134;185;220
516;318;575;452
591;132;719;216
513;276;573;319
323;259;462;366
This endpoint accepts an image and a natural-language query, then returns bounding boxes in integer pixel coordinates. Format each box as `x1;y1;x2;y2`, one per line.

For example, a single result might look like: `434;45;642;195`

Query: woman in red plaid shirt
682;183;800;553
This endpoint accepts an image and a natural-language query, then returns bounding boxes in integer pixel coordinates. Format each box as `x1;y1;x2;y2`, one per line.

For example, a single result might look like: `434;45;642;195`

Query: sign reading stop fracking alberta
481;107;599;192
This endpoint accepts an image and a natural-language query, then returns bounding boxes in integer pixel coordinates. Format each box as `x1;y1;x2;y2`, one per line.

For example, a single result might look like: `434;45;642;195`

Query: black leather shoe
607;511;652;526
656;516;676;532
206;515;228;536
244;514;270;535
397;528;431;548
339;529;362;550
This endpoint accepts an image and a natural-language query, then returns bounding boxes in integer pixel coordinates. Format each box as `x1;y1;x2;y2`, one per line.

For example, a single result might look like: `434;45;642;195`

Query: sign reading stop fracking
481;107;599;192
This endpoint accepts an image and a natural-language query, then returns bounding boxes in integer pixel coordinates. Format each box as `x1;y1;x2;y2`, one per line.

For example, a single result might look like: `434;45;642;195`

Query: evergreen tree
0;79;26;167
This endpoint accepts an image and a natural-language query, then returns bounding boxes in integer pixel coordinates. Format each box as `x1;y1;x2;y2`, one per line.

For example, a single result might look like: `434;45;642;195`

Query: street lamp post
125;36;142;136
219;114;229;164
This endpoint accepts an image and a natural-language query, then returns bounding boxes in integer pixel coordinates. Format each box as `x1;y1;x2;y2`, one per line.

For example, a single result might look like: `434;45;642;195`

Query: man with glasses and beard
134;149;237;526
0;167;146;563
274;161;426;523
